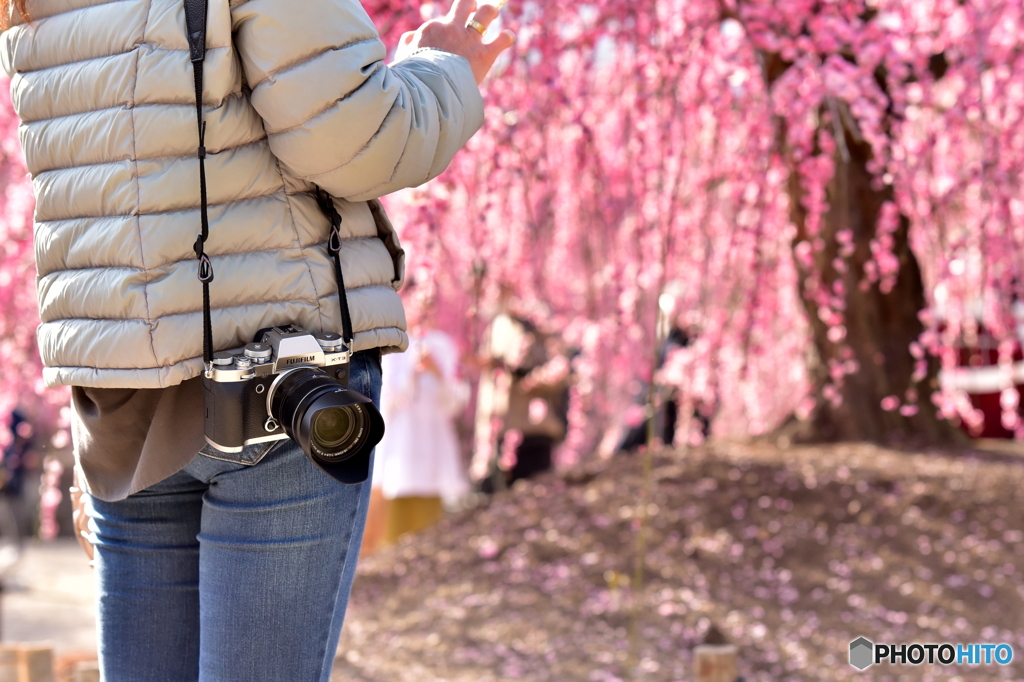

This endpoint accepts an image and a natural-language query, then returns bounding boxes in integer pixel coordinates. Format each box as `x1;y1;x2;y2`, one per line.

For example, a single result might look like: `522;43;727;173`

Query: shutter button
212;351;234;366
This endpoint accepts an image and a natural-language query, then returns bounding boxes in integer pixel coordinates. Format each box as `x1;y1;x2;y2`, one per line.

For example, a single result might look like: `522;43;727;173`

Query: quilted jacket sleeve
230;0;484;201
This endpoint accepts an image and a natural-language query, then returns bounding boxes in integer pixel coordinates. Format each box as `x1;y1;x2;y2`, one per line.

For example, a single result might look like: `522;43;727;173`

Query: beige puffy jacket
1;0;483;388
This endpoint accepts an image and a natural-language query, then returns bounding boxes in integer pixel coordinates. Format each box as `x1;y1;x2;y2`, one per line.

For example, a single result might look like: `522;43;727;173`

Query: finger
484;28;516;55
448;0;477;24
77;529;94;562
399;31;415;46
469;3;499;28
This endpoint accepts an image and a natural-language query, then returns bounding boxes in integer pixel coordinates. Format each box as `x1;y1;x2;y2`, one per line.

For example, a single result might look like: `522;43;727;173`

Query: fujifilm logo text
285;356;317;365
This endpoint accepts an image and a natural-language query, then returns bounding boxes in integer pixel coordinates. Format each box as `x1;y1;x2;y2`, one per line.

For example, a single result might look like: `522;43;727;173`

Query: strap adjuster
328;225;342;255
197;253;214;283
188;29;205;63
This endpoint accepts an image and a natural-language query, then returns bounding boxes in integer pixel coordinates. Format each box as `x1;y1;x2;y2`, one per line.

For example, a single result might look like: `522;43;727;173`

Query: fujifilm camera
202;325;384;484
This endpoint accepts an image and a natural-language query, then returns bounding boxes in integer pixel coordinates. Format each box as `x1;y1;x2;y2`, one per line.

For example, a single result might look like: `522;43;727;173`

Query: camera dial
245;343;272;361
315;332;345;351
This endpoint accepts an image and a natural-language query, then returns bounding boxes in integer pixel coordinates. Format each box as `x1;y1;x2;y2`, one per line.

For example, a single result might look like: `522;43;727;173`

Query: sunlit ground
3;442;1022;681
1;538;96;661
335;441;1024;681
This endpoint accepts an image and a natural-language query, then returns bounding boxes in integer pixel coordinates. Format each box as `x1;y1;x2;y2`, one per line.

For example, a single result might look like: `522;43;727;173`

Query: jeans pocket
349;349;383;407
198;439;279;466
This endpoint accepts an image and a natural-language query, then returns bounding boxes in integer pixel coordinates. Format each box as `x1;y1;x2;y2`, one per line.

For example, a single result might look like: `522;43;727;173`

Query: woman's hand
70;471;95;565
393;0;515;84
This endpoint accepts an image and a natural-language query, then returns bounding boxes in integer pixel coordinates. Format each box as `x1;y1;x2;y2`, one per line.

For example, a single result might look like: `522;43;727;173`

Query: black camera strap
183;0;356;367
185;0;213;366
314;188;356;346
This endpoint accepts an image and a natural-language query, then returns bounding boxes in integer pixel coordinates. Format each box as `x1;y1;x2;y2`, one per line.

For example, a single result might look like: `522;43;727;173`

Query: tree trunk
784;118;964;446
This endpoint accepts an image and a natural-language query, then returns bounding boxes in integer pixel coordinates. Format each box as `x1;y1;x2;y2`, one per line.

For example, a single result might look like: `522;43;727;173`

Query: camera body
202;325;352;452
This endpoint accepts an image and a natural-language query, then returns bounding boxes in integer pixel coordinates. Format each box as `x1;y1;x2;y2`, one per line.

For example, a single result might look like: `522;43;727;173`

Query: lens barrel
268;367;384;483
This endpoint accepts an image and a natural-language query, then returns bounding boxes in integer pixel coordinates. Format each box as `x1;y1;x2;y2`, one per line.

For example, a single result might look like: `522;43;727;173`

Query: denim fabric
86;351;382;682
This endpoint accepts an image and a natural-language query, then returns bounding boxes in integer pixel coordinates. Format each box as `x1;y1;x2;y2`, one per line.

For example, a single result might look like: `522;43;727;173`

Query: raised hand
393;0;515;84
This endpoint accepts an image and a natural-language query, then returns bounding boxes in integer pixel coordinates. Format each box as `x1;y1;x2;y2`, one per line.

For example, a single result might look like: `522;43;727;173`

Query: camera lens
267;367;384;479
310;405;368;458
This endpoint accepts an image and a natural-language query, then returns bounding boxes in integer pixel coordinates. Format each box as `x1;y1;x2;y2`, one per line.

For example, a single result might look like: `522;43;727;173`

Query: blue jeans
86;351;381;682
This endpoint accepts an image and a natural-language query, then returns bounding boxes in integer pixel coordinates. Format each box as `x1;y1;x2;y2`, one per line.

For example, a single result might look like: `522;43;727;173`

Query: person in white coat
368;328;470;546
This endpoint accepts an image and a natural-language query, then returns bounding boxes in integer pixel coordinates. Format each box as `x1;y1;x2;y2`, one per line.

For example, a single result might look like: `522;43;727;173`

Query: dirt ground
334;440;1024;681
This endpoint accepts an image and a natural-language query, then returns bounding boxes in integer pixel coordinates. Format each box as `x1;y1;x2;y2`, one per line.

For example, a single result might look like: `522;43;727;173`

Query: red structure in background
944;326;1024;439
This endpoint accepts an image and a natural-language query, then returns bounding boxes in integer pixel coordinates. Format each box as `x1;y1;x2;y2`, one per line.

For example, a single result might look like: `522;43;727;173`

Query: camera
202;324;384;484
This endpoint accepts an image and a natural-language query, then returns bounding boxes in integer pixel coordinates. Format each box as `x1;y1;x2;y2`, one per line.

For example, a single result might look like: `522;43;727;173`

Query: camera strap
184;0;213;366
314;188;356;346
183;0;357;366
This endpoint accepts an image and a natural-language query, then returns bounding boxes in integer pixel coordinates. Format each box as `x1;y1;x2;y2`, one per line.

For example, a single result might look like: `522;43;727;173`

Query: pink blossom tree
371;0;1024;458
0;87;67;449
2;0;1023;463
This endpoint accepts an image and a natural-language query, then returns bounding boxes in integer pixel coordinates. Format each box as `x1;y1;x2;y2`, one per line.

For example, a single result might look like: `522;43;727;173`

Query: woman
369;323;470;548
0;0;512;679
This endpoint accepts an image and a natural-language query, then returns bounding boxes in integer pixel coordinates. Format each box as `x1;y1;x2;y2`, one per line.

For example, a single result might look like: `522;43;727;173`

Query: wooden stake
694;644;739;682
0;644;54;682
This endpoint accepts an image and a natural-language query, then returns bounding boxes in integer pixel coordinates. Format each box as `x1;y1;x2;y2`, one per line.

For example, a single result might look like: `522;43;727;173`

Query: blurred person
1;410;31;503
614;290;713;453
472;311;570;492
615;325;711;452
0;0;513;679
0;409;32;544
367;327;470;550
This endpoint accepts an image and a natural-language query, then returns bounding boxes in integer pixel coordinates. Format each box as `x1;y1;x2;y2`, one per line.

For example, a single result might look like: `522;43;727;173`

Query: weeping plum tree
742;7;969;444
702;0;1024;444
372;0;1024;456
374;0;810;463
2;0;1023;456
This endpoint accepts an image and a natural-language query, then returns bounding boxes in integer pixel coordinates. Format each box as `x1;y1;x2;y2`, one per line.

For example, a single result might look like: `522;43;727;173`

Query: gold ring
467;19;487;35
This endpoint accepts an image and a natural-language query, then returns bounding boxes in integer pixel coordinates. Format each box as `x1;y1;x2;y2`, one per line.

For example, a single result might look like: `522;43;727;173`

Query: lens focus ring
267;367;370;462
